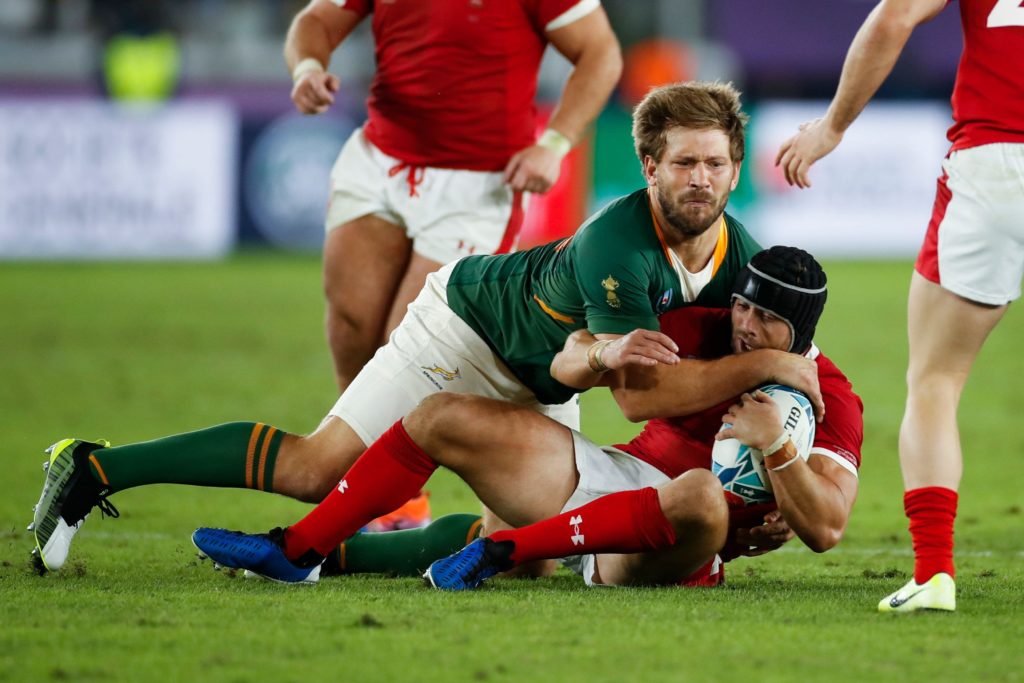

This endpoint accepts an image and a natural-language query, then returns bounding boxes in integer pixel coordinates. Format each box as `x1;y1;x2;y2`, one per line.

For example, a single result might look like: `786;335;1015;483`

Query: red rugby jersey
336;0;595;170
947;0;1024;150
617;307;864;482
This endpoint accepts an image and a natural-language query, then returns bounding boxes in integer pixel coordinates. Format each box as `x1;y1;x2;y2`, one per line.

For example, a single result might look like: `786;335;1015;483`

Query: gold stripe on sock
256;426;277;492
88;454;110;486
338;543;347;573
466;517;484;544
245;423;265;489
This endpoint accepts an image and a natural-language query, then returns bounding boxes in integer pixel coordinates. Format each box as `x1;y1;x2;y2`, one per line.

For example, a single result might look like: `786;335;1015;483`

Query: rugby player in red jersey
190;247;863;589
775;0;1024;612
287;0;621;529
286;0;622;392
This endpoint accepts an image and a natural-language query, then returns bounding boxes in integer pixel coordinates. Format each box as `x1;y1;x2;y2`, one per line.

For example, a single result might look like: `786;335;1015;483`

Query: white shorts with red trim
915;143;1024;305
324;128;525;263
559;433;724;588
327;261;579;446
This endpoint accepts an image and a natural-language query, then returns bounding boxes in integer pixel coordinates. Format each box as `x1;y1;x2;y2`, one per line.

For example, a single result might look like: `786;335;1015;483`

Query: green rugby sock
324;513;484;577
87;422;286;494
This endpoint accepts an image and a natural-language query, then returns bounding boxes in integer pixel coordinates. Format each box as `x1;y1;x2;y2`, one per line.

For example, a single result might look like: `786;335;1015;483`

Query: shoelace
387;162;425;197
96;494;120;519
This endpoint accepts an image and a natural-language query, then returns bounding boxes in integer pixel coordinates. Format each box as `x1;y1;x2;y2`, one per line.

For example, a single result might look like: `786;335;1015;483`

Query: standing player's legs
379;252;444;347
879;274;1005;612
323;216;413;392
881;143;1024;612
900;274;1005;493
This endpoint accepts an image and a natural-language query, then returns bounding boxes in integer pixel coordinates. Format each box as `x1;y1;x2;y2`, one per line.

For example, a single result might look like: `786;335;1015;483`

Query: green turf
2;255;1022;682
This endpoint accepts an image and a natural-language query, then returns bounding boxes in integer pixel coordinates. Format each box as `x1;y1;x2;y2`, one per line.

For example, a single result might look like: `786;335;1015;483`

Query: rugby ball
711;384;816;505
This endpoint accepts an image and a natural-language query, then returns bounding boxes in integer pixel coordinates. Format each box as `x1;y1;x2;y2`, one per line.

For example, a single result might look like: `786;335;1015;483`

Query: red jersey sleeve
812;354;864;474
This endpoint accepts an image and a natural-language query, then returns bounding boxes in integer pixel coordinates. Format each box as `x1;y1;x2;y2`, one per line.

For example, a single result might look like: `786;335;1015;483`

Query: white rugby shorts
558;431;671;586
328;261;580;446
324;128;525;264
915;142;1024;305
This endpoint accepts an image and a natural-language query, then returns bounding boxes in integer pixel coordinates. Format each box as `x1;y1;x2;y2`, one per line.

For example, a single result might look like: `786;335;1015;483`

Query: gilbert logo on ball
711;385;816;506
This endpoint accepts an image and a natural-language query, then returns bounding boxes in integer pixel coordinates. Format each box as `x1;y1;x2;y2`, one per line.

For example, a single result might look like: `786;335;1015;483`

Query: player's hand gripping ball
711;384;815;505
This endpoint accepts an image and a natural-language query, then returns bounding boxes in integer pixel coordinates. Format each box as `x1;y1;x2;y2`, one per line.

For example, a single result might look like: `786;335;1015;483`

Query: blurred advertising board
738;101;954;258
0;100;237;259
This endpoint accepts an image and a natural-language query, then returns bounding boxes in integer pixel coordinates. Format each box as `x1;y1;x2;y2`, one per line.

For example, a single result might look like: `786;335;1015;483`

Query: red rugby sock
489;488;676;565
283;420;437;560
905;486;958;584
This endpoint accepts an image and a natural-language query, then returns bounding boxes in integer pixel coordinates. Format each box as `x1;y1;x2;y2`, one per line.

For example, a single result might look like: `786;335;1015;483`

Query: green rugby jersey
446;188;762;404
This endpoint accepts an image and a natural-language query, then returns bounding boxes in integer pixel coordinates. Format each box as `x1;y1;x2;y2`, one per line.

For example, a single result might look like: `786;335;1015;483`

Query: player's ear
730;160;742;191
642;155;658;187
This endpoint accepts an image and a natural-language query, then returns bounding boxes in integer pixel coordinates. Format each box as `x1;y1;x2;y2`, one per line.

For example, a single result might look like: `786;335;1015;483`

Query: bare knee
658;470;728;546
403;393;485;468
905;367;967;408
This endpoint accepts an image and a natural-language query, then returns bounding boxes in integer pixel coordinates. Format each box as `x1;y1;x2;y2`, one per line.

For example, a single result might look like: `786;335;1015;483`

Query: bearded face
646;127;740;240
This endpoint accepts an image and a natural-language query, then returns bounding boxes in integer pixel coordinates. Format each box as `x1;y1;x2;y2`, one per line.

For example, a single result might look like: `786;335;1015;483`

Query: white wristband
537;128;572;158
762;431;789;458
292;57;325;84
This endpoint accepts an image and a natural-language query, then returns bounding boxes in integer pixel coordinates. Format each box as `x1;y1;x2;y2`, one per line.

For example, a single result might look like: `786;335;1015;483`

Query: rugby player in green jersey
30;82;822;574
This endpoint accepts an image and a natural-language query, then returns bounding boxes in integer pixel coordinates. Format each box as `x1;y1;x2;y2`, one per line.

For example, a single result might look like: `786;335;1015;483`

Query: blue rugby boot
423;538;514;591
192;527;322;585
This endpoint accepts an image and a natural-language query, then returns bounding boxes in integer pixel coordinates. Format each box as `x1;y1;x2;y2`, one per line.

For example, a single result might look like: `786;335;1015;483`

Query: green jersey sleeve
572;213;662;336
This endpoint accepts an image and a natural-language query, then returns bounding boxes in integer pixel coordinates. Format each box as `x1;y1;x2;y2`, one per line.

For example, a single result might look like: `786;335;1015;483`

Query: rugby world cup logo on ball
711;384;815;505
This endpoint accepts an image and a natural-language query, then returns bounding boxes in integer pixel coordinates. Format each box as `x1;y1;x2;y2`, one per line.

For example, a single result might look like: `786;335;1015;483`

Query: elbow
605;45;624;84
612;393;651;423
579;39;623;88
874;2;920;37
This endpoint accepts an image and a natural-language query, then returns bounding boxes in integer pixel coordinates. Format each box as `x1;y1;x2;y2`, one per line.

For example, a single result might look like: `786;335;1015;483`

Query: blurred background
0;0;962;261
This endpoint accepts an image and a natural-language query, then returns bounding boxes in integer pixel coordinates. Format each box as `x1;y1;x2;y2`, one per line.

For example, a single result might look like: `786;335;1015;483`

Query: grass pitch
2;254;1022;682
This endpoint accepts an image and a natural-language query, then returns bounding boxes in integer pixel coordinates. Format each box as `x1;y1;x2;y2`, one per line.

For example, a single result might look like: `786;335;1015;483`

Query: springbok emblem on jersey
601;275;621;309
421;365;461;381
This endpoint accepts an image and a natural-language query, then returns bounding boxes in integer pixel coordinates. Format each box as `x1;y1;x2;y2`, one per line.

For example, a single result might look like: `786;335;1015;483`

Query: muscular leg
900;273;1006;491
891;273;1006;596
269;393;577;561
324;215;412;392
409;393;575;578
406;394;580;526
593;469;729;586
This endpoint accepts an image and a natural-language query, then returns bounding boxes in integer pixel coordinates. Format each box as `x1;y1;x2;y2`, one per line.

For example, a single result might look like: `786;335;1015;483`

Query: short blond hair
632;81;749;164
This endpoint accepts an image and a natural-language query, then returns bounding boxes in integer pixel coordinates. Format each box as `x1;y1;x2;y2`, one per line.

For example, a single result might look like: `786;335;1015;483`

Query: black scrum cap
732;246;827;353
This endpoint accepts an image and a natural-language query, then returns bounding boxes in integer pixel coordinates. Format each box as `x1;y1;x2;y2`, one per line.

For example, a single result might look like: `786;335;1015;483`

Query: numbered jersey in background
948;0;1024;149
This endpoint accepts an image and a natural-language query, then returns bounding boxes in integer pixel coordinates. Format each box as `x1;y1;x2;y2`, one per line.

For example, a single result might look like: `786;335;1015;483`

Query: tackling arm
550;329;681;392
606;347;824;423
